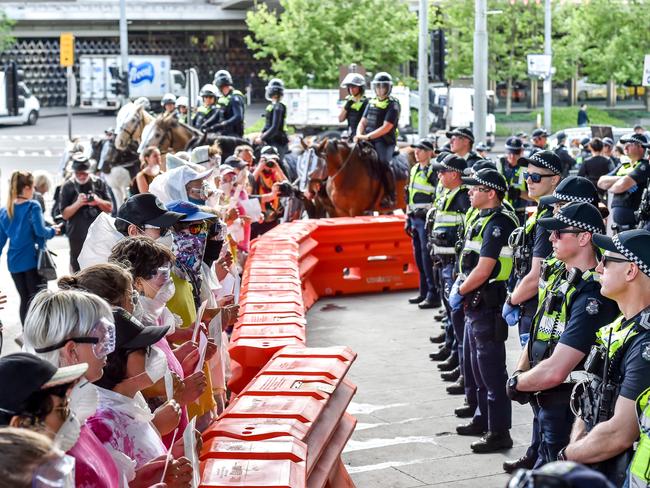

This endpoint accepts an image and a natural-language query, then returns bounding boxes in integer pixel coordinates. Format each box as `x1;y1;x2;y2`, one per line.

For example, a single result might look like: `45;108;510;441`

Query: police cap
593;229;650;278
505;137;524;153
539;176;599;206
431;154;467;173
446;127;475;144
461;168;507;193
538;202;605;235
520;150;563;175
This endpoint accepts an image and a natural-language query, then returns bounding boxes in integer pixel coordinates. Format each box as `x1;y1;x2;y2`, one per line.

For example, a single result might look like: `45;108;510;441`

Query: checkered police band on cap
527;152;562;175
612;234;650;277
554;211;603;234
551;190;594;204
469;175;506;193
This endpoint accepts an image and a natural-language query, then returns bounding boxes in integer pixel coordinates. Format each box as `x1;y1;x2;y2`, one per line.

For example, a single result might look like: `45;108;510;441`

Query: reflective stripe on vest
616;161;636;177
434;245;456;255
596;315;636;358
346;94;367;112
408;164;435;206
630;387;650;487
433;186;467;229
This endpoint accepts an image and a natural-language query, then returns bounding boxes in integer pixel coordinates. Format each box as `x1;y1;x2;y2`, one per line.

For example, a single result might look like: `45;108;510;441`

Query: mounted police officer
506;203;619;467
339;73;368;138
448;168;519;453
497;136;529;225
354;72;400;208
213;69;245;138
192;84;219;131
559;230;650;487
446;127;482;167
175;96;189;124
428;154;470;392
502;150;563;472
405;138;440;310
597;133;650;232
161;93;176;116
257;78;289;161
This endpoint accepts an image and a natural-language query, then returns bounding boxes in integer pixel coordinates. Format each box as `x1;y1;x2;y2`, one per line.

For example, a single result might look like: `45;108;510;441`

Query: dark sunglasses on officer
524;171;555;183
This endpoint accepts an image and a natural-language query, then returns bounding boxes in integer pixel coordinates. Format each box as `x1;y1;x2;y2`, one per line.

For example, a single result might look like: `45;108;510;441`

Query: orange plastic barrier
201;216;418;487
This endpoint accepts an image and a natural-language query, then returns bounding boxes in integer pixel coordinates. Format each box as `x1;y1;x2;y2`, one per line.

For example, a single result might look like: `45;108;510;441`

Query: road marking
346;402;408;415
343;436;441;453
17;150;25;156
44;150;52;157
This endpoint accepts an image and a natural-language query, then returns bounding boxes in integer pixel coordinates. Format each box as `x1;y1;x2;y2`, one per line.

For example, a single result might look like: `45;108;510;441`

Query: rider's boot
380;167;396;208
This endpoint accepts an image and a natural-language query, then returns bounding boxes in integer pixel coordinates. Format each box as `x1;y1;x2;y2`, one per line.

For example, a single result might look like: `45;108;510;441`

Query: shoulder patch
585;298;600;315
642;342;650;361
492;226;502;238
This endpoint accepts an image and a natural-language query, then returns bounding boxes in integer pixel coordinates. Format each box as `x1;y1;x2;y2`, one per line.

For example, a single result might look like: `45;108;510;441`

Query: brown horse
313;138;408;217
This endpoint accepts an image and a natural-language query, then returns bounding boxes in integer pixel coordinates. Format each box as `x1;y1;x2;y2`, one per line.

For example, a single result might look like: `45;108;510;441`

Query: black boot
454;404;475;418
380;167;396;208
409;295;425;304
471;431;513;453
429;345;450;361
440;366;460;382
429;331;446;344
456;422;487;436
437;355;459;371
446;376;465;395
503;454;536;474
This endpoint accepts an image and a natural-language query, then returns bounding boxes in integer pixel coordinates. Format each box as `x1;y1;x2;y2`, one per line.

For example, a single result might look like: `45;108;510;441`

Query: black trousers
11;267;47;325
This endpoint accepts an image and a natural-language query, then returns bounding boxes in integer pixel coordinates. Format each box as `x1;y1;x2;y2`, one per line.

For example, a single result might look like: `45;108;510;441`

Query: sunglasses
473;187;492;193
524;172;556;183
179;222;208;235
599;254;631;267
550;229;584;239
143;224;170;236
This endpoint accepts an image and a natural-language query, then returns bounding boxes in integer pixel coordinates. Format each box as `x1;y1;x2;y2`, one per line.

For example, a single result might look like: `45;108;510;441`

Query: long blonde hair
6;171;33;219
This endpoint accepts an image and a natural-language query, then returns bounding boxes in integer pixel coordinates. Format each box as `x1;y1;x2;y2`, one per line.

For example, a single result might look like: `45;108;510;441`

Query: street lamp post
473;0;488;144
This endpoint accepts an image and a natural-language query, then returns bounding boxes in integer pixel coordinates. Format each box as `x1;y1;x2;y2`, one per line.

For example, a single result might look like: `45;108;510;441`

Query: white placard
192;299;208;343
183;418;200;488
194;331;208;375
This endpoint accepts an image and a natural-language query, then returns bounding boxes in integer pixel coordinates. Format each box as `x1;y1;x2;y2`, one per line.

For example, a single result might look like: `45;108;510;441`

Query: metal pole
119;0;129;87
67;66;72;141
543;0;552;130
417;0;429;139
473;0;487;144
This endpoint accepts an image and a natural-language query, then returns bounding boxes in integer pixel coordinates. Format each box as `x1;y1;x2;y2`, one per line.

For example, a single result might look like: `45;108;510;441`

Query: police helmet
200;84;219;98
265;78;285;101
133;97;151;111
175;96;188;108
213;69;233;88
371;72;393;96
161;93;177;106
340;73;366;92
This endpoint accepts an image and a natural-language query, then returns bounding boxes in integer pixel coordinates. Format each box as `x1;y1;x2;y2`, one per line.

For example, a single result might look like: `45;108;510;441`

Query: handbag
37;245;57;281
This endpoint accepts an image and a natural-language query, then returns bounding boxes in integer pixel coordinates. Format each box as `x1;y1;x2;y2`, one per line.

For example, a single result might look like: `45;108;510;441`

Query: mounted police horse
311;138;409;217
114;103;155;151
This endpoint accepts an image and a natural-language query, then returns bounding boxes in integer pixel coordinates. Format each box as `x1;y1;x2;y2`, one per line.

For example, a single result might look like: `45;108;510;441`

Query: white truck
284;85;412;134
79;54;195;111
0;71;39;126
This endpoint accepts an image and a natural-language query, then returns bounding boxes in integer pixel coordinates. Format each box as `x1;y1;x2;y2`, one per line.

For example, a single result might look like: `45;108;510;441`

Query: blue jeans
409;216;436;301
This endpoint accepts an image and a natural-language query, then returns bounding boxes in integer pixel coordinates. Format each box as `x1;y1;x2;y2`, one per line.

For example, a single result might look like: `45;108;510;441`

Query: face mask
69;380;98;423
145;345;168;384
53;412;81;452
132;298;146;322
32;453;76;488
221;182;233;196
188;197;206;205
140;278;176;321
156;232;174;250
173;231;207;276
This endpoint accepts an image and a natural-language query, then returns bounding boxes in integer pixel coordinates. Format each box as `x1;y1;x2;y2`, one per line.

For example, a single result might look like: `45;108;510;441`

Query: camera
86;192;95;202
265;161;275;169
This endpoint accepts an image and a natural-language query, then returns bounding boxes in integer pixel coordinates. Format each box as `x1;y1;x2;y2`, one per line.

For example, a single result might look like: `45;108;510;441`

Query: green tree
245;0;417;88
0;10;14;52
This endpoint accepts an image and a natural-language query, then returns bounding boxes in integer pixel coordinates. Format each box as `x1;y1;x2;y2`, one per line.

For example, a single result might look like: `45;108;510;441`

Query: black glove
506;372;530;405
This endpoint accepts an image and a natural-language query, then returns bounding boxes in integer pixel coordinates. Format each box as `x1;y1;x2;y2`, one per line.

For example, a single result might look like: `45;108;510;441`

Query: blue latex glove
502;302;520;327
448;277;464;312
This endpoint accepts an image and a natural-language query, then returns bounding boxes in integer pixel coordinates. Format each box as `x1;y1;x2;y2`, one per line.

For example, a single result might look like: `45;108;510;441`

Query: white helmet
161;93;177;105
175;96;189;108
340;73;366;89
200;84;219;98
133;97;151;111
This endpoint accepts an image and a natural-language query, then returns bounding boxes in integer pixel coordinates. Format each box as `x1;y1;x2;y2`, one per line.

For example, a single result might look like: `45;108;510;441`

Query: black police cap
505;137;524;152
431;154;467;173
475;142;489;152
463;159;497;176
532;128;550;138
539;176;599;206
619;133;650;148
593;229;650;278
520;150;563;175
461;168;507;193
538;202;605;235
446;127;475;144
411;138;435;152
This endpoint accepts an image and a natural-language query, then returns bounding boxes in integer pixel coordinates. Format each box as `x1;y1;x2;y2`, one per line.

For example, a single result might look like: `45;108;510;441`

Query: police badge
585;298;599;315
642;342;650;362
492;226;502;238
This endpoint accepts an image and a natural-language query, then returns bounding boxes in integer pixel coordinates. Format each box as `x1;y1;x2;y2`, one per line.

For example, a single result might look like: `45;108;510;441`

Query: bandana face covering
173;231;207;278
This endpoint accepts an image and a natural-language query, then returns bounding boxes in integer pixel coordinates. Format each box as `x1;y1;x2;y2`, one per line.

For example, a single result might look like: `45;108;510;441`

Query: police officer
553;131;576;178
502;150;563;472
529;129;550;156
538;175;602;212
175;96;189;124
475;142;490;160
354;72;400;208
213;69;246;138
445;127;482;167
257;78;289;161
161;93;176;116
339;73;368;138
497;136;529;225
506;203;619;467
192;84;219;131
448;168;519;453
597;133;650;232
405;138;440;309
559;230;650;486
628;386;650;487
428;154;471;390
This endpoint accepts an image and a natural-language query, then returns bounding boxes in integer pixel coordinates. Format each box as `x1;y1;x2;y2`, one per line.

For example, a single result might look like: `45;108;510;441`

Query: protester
32;171;52;213
251;148;288;238
134;146;163;194
0;170;60;324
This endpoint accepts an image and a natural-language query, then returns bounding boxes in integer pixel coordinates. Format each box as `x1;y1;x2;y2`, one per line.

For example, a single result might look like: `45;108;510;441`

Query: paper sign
183;418;200;488
194;331;208;375
160;428;178;483
241;198;262;221
208;313;221;341
164;371;174;402
192;299;208;343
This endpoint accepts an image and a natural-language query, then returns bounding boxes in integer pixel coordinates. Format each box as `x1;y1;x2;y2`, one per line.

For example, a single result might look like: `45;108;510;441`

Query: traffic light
4;61;23;116
109;66;129;97
430;29;447;83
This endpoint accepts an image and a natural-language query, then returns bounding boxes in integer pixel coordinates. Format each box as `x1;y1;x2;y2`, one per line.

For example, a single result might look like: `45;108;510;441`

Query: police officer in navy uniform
405;138;440;309
506;203;619;467
597;133;650;232
212;69;246;138
448;168;519;453
538;175;603;214
339;73;368;138
192;84;220;130
446;127;482;168
258;78;289;161
497;136;529;225
529;128;550;157
355;72;400;208
428;154;471;386
553;131;577;178
558;230;650;486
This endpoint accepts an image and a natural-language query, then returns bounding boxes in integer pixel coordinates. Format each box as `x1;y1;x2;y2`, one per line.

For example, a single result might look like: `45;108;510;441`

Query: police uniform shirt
533;202;554;259
362;98;399;145
616;329;650;400
609;159;650;209
447;188;471;214
409;165;438;205
478;210;518;263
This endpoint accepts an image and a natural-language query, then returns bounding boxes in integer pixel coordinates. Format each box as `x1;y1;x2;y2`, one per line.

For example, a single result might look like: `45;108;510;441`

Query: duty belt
408;203;432;211
433;245;456;255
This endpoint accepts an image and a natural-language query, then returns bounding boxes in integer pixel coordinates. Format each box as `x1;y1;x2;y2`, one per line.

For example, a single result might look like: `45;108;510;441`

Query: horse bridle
331;141;358;180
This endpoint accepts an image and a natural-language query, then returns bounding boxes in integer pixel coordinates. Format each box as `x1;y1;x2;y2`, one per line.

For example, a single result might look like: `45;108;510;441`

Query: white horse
114;103;155;151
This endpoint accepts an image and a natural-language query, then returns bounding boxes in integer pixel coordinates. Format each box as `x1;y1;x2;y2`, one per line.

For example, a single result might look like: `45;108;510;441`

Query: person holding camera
60;155;113;272
251;147;288;238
